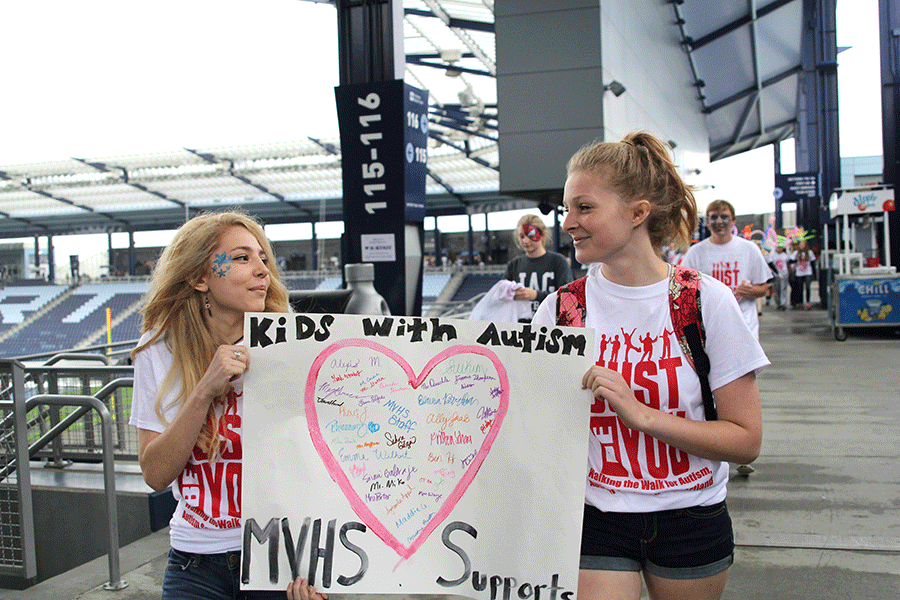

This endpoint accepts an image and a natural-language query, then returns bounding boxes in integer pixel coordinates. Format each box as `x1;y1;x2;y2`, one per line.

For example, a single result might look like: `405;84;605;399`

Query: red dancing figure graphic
599;333;610;364
639;331;658;362
620;327;640;363
660;328;674;359
609;335;621;365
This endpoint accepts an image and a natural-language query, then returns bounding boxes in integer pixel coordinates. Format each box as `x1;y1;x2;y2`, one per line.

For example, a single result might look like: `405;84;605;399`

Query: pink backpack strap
668;265;704;371
556;276;588;327
669;265;716;420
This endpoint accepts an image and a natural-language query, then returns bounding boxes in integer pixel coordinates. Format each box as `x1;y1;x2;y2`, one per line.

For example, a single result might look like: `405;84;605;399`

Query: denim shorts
579;501;734;580
163;547;288;600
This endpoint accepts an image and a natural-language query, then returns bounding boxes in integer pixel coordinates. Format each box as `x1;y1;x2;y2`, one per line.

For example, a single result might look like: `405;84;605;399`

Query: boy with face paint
673;200;772;478
504;214;574;321
681;200;773;340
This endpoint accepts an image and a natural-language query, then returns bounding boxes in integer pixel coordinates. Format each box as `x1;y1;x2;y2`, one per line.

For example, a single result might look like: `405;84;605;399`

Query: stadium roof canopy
674;0;805;161
0;0;804;240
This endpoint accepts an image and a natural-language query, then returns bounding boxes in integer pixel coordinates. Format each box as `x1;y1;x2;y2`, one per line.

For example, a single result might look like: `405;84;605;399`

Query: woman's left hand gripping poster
240;313;594;599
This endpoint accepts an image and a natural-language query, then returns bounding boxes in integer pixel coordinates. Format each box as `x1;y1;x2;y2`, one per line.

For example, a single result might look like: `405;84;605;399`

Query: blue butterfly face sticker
212;252;233;278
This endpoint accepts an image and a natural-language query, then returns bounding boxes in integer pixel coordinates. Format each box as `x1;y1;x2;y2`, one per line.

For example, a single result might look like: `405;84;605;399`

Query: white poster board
241;313;594;598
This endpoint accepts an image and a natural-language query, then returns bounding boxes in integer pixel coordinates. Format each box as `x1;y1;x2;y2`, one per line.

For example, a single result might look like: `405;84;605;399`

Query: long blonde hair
566;131;697;252
132;210;289;461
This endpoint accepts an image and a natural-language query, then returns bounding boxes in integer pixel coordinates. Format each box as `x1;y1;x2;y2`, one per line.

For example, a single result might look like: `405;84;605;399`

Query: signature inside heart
305;339;508;559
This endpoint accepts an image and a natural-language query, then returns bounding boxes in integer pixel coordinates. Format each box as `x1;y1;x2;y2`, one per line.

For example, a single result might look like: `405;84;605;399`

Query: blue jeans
163;548;286;600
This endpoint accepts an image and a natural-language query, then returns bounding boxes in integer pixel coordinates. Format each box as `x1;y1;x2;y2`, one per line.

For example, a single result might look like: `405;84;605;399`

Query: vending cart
826;185;899;341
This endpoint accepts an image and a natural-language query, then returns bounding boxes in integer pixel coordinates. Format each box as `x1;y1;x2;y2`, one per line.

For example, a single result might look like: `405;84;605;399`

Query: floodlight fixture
604;80;626;97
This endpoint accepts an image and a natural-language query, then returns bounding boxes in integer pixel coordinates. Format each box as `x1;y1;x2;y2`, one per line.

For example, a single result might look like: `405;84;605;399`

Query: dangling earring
204;296;212;317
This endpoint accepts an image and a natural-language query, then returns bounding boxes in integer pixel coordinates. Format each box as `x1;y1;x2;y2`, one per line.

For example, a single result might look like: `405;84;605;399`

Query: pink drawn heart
305;339;508;560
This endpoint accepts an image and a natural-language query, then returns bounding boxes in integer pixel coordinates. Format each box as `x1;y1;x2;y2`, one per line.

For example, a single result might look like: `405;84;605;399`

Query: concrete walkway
3;302;898;599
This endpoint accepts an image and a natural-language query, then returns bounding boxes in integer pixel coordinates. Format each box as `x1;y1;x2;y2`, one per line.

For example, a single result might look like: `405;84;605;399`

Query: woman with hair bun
130;210;325;600
532;132;768;600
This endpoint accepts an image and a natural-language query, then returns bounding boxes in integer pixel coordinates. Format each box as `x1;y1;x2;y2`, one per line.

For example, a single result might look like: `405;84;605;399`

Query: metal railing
428;291;488;319
0;357;135;589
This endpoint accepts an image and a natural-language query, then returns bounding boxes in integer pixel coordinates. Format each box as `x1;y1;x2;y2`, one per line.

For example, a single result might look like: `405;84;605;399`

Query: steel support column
107;232;114;277
337;0;405;86
33;236;40;278
335;0;425;316
881;0;900;267
797;0;841;236
797;0;841;306
817;0;842;307
311;222;318;272
774;141;784;229
815;0;842;230
47;236;55;282
128;231;136;277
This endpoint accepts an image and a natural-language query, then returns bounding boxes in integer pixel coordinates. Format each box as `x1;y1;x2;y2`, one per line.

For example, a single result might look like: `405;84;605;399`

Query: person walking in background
663;243;685;266
768;240;792;310
129;211;326;600
681;200;771;477
681;200;773;340
790;238;817;310
504;213;573;321
533;132;768;600
753;240;771;313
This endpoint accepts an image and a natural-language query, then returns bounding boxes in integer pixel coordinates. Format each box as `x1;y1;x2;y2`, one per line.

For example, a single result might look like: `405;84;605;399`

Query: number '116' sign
336;81;429;226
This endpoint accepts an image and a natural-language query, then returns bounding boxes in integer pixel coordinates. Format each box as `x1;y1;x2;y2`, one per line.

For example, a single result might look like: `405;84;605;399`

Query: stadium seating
85;308;144;348
451;272;503;302
421;272;452;314
281;276;320;291
84;276;342;349
0;271;464;358
315;276;342;291
0;284;68;334
0;282;147;358
423;272;452;299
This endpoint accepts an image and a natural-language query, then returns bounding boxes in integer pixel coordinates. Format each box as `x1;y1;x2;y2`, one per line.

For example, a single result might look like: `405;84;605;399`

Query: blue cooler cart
832;276;900;340
827;186;899;341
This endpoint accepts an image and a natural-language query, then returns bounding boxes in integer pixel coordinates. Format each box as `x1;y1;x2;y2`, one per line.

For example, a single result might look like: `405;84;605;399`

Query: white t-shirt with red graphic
130;331;244;554
791;248;816;277
681;236;772;339
768;250;791;278
533;264;769;513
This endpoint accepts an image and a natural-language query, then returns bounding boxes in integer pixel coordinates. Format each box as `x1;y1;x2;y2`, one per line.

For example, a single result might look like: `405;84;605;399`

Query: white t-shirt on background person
681;236;772;339
768;250;791;278
792;249;816;278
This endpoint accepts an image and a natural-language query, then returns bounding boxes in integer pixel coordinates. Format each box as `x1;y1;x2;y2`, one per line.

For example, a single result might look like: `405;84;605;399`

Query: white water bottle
344;263;390;315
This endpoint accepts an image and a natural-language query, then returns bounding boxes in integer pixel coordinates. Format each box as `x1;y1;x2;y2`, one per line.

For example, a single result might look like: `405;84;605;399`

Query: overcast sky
0;0;883;260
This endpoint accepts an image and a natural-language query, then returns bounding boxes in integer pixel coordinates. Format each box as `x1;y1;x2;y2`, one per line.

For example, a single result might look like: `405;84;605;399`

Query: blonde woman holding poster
129;211;326;600
532;132;768;600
